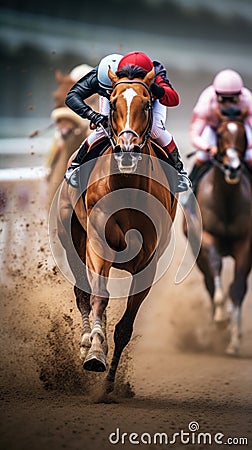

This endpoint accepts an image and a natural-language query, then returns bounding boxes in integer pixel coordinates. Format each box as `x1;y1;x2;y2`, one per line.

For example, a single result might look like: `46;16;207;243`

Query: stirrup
64;163;80;188
177;173;191;193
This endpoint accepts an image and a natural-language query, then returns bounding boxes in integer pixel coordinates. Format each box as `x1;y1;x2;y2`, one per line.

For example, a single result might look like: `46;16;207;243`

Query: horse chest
198;177;250;238
202;195;250;238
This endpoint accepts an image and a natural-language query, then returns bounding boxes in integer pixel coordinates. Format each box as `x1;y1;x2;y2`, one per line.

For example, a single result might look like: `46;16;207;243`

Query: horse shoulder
58;182;87;232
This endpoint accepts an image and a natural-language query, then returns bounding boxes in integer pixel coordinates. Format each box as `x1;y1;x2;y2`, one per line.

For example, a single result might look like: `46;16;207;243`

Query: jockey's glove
87;111;108;128
153;61;167;77
150;83;165;99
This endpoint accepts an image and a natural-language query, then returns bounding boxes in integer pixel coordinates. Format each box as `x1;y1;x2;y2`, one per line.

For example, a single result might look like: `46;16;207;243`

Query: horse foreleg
226;306;241;356
83;243;111;372
74;286;92;359
83;299;108;372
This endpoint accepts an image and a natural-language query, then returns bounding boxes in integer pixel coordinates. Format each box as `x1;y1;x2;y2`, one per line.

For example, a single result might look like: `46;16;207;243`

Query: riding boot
189;161;212;194
165;145;191;192
188;163;203;193
64;140;90;188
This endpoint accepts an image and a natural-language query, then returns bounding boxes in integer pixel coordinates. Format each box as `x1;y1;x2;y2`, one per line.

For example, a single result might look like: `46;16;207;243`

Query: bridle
108;79;153;152
212;118;247;183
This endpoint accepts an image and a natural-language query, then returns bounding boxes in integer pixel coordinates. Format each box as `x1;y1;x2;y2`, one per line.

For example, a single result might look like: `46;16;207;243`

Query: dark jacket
65;66;110;119
65;61;179;119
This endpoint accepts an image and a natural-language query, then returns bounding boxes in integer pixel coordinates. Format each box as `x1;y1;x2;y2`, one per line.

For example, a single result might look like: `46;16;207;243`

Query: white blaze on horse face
227;122;238;134
122;88;137;128
225;123;240;173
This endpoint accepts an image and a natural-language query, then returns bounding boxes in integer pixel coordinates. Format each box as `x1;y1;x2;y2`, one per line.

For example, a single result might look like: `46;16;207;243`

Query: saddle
189;160;212;195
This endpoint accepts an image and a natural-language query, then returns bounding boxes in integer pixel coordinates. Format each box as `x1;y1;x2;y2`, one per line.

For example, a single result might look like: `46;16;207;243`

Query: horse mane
116;64;148;80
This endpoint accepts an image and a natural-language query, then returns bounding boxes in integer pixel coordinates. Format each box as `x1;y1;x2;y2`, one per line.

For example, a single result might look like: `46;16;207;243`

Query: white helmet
213;69;243;95
97;53;123;89
70;64;93;82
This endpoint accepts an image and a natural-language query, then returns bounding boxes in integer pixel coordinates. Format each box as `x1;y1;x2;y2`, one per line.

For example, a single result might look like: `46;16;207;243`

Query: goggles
216;93;240;104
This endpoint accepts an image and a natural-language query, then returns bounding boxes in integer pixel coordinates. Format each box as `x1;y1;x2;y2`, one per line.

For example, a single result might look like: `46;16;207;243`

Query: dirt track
0;172;252;450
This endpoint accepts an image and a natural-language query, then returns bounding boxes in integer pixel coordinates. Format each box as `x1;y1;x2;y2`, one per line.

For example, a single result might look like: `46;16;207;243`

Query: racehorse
183;106;252;355
57;65;178;391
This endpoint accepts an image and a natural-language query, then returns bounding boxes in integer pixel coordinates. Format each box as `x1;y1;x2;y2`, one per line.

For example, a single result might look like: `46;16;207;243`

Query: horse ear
143;67;155;87
108;66;119;86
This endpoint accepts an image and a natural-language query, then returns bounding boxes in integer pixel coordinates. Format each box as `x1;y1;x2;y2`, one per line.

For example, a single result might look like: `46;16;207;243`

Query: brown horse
56;65;178;390
183;107;252;355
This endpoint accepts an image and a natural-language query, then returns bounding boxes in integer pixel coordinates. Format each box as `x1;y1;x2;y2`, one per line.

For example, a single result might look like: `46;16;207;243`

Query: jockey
189;69;252;188
117;51;190;192
64;51;190;192
64;53;123;187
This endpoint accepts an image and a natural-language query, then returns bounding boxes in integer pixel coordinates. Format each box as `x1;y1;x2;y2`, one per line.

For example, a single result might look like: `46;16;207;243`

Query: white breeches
87;97;111;145
150;101;173;146
196;124;252;162
87;97;174;148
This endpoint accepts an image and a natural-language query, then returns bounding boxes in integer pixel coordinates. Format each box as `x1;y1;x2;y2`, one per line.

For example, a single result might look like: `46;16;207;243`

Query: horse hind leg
226;306;241;356
82;280;110;373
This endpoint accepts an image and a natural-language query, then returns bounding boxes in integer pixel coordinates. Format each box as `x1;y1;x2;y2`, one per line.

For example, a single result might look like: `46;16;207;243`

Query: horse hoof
214;306;227;323
83;351;106;372
226;343;239;357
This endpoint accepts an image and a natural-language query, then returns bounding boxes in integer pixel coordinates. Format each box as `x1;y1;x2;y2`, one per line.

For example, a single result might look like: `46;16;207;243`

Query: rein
113;79;152;93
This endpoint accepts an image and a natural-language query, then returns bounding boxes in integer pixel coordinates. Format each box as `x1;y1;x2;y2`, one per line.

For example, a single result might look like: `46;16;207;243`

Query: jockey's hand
208;146;217;156
150;83;165;99
87;111;108;128
153;61;166;77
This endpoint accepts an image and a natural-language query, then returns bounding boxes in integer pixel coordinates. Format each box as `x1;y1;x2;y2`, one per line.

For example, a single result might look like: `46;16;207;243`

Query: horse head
215;107;247;184
108;65;155;174
52;70;75;108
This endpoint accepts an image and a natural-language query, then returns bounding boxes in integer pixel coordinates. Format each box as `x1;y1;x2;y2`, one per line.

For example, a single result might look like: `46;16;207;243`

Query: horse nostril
133;145;141;153
114;145;121;154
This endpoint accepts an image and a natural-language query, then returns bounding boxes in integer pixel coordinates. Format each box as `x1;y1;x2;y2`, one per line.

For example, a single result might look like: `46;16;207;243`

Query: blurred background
0;0;252;167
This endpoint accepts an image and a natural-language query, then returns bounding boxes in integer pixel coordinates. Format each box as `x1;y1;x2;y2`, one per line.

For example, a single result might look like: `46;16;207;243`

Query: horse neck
211;164;242;196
